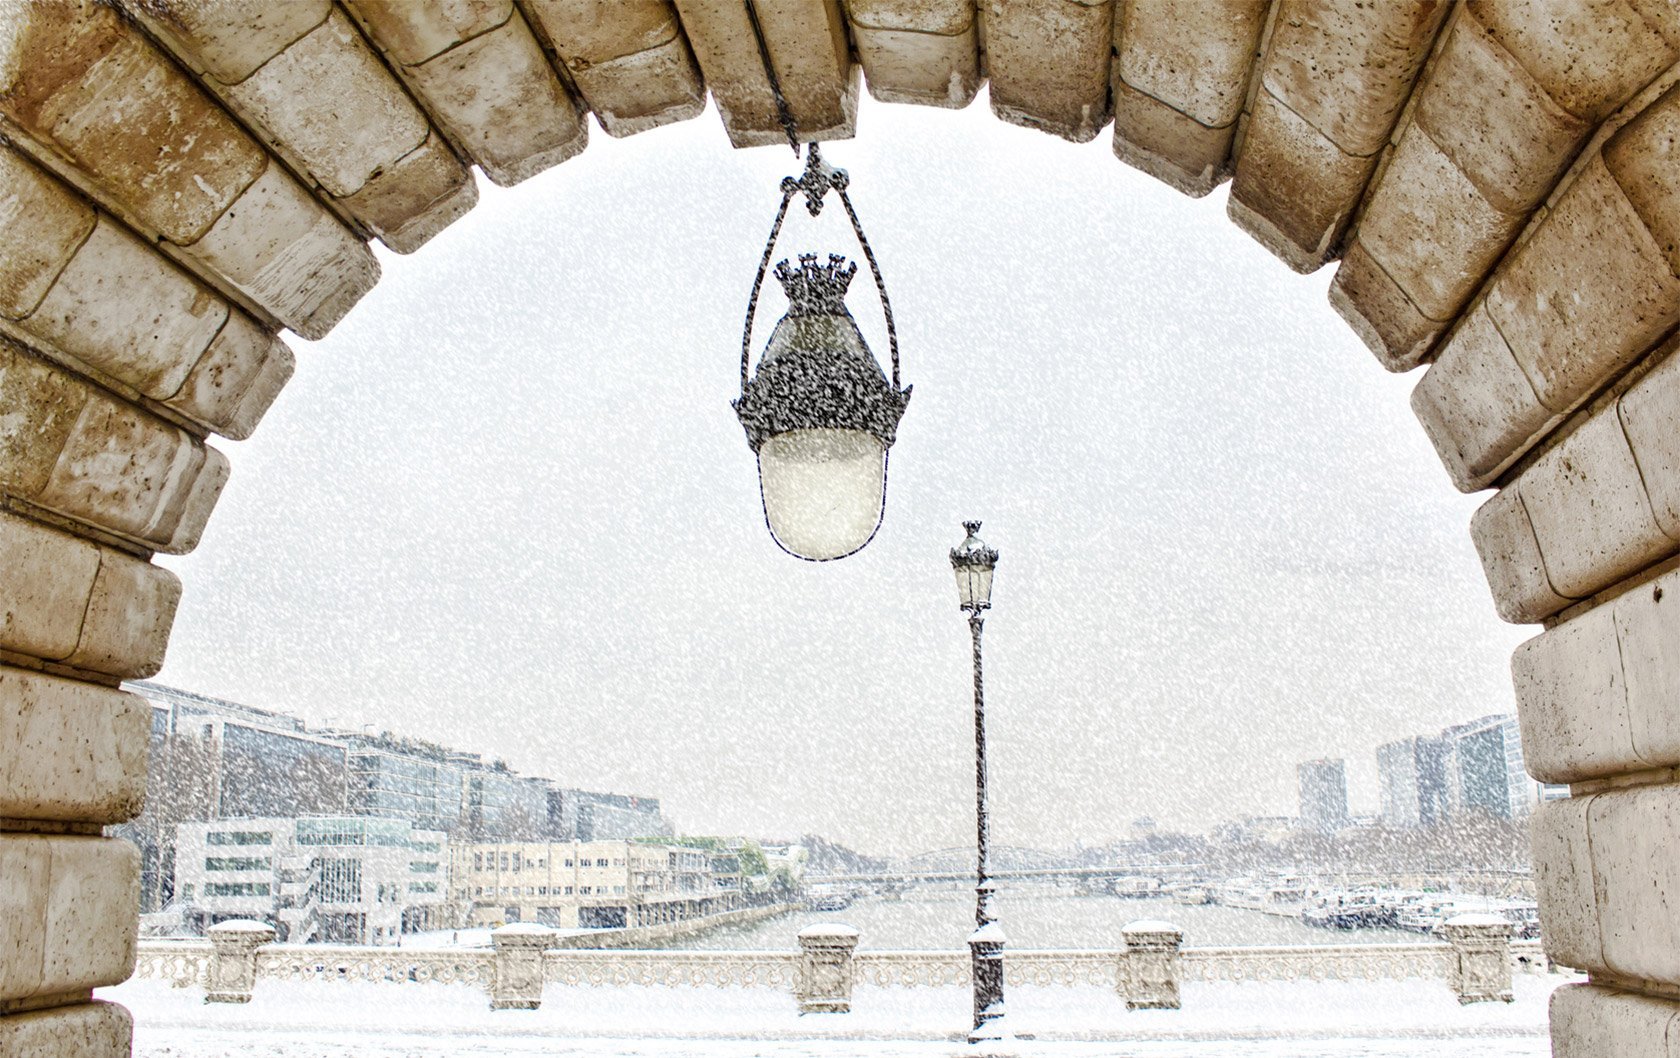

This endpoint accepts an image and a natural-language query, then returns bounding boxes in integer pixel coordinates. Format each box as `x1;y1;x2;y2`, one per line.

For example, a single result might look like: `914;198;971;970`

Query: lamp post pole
951;521;1003;1041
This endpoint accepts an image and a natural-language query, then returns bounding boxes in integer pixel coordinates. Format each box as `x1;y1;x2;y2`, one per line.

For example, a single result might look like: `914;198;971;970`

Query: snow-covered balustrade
253;944;494;988
1184;944;1454;984
543;950;801;989
128;936;1554;1010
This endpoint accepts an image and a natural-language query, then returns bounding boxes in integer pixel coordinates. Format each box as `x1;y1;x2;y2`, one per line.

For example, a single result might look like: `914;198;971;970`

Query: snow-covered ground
102;973;1572;1057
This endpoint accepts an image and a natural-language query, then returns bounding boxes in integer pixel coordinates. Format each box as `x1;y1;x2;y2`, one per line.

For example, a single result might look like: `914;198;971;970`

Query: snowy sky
154;91;1532;857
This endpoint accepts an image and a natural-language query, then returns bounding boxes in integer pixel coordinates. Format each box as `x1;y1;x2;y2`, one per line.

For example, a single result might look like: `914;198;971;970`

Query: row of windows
204;882;270;897
206;831;271;846
410;861;439;873
409;881;438;894
205;857;270;872
472;884;626;897
472;853;618;871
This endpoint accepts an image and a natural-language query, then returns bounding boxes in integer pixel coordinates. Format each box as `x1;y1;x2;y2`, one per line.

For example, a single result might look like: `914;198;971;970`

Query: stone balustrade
131;921;1547;1013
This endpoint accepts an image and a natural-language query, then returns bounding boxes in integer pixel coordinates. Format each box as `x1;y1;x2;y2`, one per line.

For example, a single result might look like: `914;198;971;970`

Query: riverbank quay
103;973;1569;1057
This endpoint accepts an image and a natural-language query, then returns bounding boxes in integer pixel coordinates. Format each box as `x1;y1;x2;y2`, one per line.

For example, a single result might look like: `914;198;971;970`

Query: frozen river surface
671;890;1419;950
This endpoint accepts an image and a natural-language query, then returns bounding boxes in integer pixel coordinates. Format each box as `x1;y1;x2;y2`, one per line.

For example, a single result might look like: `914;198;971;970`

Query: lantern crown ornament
733;146;912;562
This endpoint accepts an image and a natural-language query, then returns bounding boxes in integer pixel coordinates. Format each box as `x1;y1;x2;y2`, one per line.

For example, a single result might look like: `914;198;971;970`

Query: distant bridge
806;863;1204;888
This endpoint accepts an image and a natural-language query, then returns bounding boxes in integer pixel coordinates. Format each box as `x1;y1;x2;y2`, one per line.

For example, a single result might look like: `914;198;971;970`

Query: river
668;889;1419;950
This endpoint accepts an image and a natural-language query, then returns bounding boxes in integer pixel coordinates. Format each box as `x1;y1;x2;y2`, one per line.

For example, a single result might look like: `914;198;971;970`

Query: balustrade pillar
489;924;552;1010
204;921;274;1004
795;924;859;1014
1440;914;1514;1004
1119;920;1183;1010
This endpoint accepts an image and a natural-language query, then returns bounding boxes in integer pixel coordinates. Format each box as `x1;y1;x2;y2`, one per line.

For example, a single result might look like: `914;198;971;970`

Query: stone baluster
795;924;860;1014
489;924;553;1010
1120;920;1184;1010
204;920;275;1004
1440;914;1514;1004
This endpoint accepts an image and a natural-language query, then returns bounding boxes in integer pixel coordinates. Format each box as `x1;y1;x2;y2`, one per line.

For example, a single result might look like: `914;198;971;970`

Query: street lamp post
950;520;1003;1042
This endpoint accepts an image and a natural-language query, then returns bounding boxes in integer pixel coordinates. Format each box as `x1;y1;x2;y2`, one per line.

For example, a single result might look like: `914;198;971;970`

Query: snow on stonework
102;973;1572;1057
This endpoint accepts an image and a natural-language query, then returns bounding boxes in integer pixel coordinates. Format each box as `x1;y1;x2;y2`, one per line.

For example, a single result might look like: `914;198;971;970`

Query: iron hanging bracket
740;144;902;392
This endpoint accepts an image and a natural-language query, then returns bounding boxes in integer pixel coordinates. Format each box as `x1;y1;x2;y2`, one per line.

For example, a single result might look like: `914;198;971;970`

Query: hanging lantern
734;148;911;561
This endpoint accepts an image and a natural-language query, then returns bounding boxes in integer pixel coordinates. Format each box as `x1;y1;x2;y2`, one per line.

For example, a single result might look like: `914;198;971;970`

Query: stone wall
3;2;1679;1053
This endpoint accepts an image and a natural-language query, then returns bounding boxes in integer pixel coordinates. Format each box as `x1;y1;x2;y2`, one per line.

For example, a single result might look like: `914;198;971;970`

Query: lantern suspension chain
743;0;801;156
737;1;902;393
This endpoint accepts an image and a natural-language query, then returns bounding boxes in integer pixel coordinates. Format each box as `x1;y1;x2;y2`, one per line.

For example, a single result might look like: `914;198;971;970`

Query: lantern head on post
734;147;911;562
950;520;998;614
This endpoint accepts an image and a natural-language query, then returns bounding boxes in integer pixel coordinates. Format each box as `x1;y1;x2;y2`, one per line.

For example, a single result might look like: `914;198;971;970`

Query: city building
174;816;450;944
1297;759;1350;834
461;766;554;842
339;736;469;834
1376;735;1452;828
1442;714;1538;821
117;682;677;928
550;788;670;841
116;684;351;912
451;840;722;928
1210;815;1298;846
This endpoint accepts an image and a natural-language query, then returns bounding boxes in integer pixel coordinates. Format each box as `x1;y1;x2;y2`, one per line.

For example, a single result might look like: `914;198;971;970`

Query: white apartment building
452;840;722;928
174;816;450;945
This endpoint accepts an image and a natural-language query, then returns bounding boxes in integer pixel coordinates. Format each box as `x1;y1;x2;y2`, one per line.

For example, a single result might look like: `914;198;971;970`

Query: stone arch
2;2;1679;1053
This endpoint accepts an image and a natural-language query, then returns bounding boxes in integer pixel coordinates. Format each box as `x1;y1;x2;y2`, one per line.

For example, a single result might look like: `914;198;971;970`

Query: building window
538;887;548;895
580;886;591;895
409;882;438;894
564;859;573;867
474;853;483;871
475;887;483;897
513;852;522;872
204;857;270;872
596;858;608;868
410;862;438;873
204;882;271;897
207;831;272;846
614;886;625;894
501;853;510;871
564;886;573;895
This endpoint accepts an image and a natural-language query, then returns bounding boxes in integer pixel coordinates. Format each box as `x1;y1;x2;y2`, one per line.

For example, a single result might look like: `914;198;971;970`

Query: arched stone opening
2;2;1679;1055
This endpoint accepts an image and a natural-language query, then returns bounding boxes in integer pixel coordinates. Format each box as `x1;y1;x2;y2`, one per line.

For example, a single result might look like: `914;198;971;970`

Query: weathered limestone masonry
2;2;1680;1054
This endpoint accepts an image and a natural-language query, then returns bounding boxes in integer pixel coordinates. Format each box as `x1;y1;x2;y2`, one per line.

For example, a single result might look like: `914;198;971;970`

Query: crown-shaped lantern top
775;253;857;317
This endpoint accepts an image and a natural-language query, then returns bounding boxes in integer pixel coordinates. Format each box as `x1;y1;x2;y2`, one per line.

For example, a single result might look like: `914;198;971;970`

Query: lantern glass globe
757;428;887;561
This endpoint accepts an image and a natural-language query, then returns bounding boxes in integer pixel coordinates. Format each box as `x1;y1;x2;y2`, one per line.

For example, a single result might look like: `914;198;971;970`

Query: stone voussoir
0;666;150;824
349;1;587;187
1515;560;1680;786
0;0;377;339
843;0;982;111
1109;0;1268;198
673;0;856;149
982;0;1114;144
0;834;138;1003
524;0;708;138
0;1000;134;1058
0;143;293;439
1531;793;1602;973
1229;0;1450;273
127;1;475;255
1508;400;1672;603
1;512;180;680
1330;0;1679;372
1584;783;1680;985
1550;984;1680;1058
0;339;229;554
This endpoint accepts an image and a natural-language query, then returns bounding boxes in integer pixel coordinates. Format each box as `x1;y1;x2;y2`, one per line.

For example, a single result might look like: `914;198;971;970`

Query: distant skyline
155;90;1531;858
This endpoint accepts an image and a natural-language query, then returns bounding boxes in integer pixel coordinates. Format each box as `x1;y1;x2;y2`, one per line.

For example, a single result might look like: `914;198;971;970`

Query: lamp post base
969;933;1006;1043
